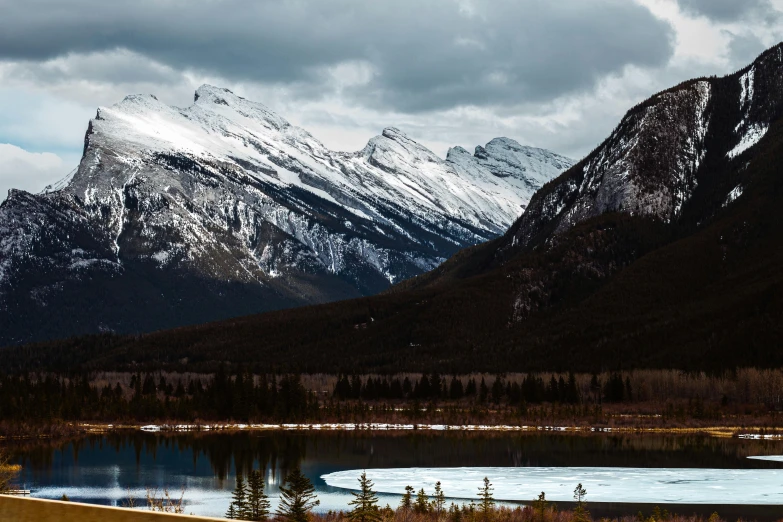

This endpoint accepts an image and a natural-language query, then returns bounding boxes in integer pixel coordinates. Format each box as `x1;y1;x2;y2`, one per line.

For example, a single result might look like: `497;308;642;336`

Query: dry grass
122;487;186;514
0;448;22;492
311;504;736;522
144;487;186;514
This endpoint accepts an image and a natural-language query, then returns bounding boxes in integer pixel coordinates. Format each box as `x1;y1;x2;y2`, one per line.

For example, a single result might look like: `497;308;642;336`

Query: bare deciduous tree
0;449;21;493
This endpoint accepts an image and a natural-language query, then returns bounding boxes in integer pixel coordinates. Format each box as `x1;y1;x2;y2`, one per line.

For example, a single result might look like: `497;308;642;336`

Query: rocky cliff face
0;85;572;345
502;44;783;255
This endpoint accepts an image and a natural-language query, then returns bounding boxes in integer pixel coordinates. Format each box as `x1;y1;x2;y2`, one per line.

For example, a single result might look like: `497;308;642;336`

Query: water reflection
6;432;783;517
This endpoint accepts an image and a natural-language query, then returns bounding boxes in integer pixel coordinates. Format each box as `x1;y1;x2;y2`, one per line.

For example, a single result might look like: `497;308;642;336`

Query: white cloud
640;0;783;70
0;143;76;202
0;0;778;196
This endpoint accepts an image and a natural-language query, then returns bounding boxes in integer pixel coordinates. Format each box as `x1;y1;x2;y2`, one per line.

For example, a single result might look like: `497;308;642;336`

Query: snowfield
322;464;783;504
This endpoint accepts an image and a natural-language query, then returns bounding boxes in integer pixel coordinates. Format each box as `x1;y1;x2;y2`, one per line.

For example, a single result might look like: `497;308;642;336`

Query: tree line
0;369;754;430
0;370;318;423
333;373;634;404
0;370;637;424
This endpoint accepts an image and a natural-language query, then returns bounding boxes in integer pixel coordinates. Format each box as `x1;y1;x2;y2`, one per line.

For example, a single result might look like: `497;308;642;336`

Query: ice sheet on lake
749;455;783;462
322;466;783;505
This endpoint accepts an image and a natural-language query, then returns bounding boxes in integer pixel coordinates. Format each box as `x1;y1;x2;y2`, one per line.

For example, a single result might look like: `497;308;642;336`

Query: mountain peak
359;126;444;168
499;42;783;256
445;146;472;160
123;93;159;102
113;92;169;114
194;84;241;106
754;41;783;63
485;137;523;148
191;84;292;134
466;138;575;183
381;127;412;141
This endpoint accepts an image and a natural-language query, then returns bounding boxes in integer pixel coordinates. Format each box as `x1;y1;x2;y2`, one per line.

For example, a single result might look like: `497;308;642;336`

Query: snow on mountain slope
447;138;573;216
0;85;572;344
75;85;567;234
506;80;712;250
503;44;783;253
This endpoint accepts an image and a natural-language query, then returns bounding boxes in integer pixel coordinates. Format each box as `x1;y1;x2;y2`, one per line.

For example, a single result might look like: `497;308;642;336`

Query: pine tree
532;492;548;522
432;481;446;516
573;483;588;522
567;372;579;404
449;503;462;522
247;468;271;521
348;471;381;522
590;374;600;402
227;474;250;520
380;504;395;522
490;377;504;404
414;488;430;514
573;483;587;507
477;477;495;522
449;377;464;400
399;485;415;510
276;467;320;522
478;378;488;403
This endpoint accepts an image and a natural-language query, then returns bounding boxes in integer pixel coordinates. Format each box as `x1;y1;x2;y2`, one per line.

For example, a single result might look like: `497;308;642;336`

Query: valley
1;13;783;519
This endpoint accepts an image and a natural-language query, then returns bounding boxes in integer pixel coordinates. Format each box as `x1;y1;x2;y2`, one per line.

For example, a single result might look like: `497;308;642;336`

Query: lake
6;431;783;519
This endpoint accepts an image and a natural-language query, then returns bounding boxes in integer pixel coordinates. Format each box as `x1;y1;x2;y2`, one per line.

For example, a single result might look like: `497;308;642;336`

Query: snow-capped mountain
503;44;783;253
7;44;783;374
51;44;783;375
0;85;572;345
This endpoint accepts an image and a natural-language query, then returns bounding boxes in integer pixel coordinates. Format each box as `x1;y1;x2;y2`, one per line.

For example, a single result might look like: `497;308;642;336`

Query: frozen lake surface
323;464;783;505
10;432;783;517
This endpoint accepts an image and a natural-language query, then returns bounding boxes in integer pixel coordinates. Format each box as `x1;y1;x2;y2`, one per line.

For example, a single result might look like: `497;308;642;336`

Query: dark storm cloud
678;0;773;22
0;0;674;112
8;50;181;86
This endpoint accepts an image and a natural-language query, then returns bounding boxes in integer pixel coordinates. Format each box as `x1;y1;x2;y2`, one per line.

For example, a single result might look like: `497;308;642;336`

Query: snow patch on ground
728;124;768;158
131;423;623;433
739;67;755;111
723;185;744;207
151;250;173;266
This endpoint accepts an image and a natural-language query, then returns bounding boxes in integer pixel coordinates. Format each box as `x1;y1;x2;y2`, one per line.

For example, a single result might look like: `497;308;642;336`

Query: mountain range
0;86;572;346
4;44;783;374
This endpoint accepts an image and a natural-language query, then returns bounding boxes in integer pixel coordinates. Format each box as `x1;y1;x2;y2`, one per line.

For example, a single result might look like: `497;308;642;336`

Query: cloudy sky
0;0;781;201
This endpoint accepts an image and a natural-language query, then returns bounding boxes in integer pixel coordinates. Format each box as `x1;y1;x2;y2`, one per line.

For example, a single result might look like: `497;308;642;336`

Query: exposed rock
0;85;572;345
